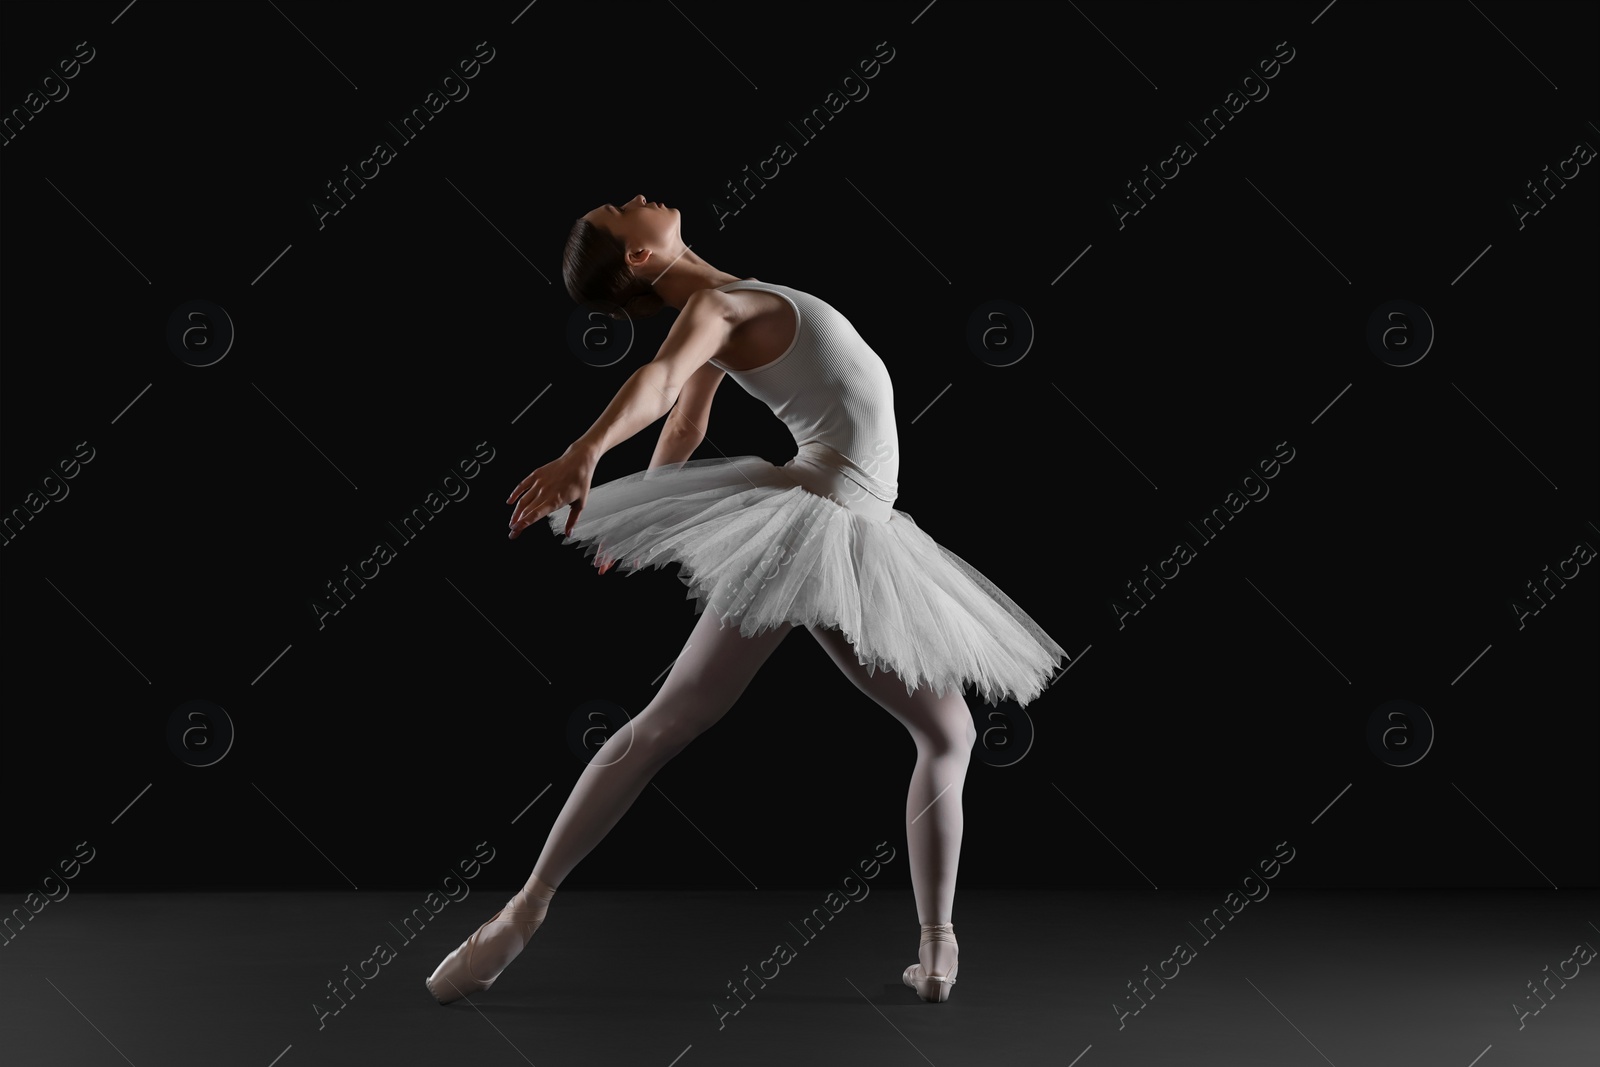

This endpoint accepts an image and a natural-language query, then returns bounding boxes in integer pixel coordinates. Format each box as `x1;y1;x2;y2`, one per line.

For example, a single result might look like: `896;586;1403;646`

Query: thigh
804;624;972;739
646;609;795;724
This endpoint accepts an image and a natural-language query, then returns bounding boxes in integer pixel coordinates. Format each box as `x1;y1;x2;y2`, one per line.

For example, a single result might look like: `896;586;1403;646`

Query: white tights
520;606;976;975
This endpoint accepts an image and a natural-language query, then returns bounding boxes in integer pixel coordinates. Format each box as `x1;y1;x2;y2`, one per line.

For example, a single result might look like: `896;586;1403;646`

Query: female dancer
426;194;1065;1007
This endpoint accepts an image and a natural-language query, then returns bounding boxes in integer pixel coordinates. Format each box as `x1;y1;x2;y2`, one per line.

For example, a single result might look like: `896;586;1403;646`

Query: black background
2;0;1595;894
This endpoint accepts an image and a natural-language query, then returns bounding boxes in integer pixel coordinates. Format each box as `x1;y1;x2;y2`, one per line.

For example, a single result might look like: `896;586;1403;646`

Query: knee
920;699;977;757
634;709;712;755
956;713;978;754
635;718;687;755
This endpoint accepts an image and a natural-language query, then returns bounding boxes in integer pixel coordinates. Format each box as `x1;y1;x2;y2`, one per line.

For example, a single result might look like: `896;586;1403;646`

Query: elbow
671;420;706;443
664;413;707;442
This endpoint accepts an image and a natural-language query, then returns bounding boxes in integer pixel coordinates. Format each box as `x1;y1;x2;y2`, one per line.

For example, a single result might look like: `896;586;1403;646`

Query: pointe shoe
425;876;557;1005
902;921;958;1002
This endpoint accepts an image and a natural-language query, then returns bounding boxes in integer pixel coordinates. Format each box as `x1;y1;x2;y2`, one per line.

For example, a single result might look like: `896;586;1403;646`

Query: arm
648;360;725;468
507;289;733;538
570;288;733;466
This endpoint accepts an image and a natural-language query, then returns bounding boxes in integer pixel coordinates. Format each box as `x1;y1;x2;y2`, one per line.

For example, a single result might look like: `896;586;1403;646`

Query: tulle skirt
546;448;1067;707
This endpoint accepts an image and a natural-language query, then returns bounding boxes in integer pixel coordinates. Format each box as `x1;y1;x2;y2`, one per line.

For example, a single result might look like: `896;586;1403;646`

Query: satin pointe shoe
902;921;958;1002
425;876;557;1005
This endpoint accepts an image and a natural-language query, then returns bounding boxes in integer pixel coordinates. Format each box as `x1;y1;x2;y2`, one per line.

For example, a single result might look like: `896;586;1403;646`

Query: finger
510;487;543;527
564;502;582;539
509;479;539;513
509;501;543;539
512;492;559;534
506;471;539;505
528;495;560;531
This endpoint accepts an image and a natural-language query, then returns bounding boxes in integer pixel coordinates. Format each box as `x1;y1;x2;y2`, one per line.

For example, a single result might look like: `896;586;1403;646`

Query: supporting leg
806;624;975;979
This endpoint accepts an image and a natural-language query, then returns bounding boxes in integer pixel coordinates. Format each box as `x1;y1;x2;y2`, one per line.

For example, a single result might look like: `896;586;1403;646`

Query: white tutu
546;452;1067;707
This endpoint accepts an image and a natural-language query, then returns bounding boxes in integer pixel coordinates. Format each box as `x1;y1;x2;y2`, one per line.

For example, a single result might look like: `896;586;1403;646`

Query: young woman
426;194;1065;1007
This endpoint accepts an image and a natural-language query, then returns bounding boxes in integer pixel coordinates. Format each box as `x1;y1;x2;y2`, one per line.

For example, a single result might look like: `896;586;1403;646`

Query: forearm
648;424;704;469
570;362;678;463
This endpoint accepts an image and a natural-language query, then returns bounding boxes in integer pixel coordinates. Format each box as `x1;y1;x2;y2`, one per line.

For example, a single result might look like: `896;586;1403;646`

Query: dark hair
562;218;666;321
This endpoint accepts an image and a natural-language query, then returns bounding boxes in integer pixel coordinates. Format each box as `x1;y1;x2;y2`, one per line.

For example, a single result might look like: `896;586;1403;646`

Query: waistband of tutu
794;442;899;503
784;442;897;522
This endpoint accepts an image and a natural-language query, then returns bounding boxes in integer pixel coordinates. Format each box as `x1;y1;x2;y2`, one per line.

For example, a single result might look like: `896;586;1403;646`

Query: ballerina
425;193;1066;1007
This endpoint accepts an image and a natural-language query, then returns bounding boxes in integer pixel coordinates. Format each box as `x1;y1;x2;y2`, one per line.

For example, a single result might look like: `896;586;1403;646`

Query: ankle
524;874;559;900
917;921;957;969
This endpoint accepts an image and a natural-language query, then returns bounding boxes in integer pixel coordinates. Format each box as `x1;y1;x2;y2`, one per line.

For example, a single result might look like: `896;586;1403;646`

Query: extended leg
805;624;975;980
430;609;794;998
529;609;794;888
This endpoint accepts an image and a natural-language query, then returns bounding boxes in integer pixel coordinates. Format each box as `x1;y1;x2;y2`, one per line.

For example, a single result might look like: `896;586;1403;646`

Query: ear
625;246;653;270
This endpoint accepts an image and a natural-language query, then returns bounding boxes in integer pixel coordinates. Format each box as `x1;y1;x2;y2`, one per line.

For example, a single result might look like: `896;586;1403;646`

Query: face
581;194;682;273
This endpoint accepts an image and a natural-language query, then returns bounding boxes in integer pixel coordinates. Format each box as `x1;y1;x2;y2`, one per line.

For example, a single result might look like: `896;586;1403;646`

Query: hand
506;447;596;540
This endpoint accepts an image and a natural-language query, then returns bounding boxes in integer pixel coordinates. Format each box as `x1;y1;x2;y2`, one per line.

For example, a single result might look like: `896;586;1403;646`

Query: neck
648;246;743;311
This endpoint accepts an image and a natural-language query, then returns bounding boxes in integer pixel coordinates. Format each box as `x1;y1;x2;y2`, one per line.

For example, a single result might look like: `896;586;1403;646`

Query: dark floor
3;889;1596;1066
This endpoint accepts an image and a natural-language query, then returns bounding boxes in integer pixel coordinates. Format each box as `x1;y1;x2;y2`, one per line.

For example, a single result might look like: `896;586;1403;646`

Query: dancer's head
563;195;684;320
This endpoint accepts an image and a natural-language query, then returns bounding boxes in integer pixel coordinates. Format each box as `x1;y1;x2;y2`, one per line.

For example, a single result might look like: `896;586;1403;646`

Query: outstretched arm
568;289;733;465
507;289;733;538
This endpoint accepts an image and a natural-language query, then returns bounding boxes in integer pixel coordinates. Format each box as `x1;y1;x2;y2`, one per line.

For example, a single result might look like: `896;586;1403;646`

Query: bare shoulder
705;285;797;373
658;288;735;352
685;285;791;327
681;286;739;325
650;288;740;384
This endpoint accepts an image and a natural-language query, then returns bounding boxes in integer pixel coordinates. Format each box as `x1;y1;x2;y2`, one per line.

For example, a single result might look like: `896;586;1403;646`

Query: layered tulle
546;456;1066;707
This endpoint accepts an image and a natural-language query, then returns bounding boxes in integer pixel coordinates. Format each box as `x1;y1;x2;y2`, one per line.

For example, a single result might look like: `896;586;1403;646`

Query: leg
806;624;975;980
529;608;793;888
431;609;793;1000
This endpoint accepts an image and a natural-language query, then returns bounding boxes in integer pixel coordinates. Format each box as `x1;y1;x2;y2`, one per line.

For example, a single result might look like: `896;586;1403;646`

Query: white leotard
711;279;901;510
